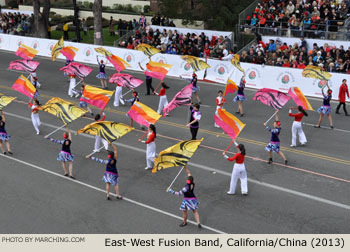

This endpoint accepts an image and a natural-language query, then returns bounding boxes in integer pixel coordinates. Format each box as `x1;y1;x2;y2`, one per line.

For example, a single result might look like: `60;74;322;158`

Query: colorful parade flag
51;37;64;61
8;60;40;73
109;73;143;89
181;55;210;72
0;96;16;110
224;79;238;96
253;88;291;110
80;85;115;110
288;87;314;111
162;84;192;117
144;61;172;80
77;121;133;143
60;46;79;61
231;54;244;72
152;138;204;173
127;101;161;127
15;44;38;60
106;54;130;72
60;62;93;79
41;97;87;125
94;47;112;57
12;75;36;98
302;65;332;81
135;43;160;57
214;108;245;140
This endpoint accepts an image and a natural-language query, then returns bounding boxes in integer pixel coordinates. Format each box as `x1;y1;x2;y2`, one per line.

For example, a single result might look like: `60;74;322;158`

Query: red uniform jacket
339;84;349;103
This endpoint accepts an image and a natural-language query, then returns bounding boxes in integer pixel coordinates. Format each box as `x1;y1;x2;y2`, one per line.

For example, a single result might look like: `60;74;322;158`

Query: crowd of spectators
243;0;350;39
240;37;350;73
117;26;233;59
0;11;33;35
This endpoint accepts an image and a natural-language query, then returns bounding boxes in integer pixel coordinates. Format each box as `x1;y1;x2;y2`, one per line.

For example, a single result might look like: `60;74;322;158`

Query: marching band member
139;124;156;170
264;120;288;165
96;56;108;89
154;82;169;115
28;97;41;135
187;103;201;140
289;106;308;147
214;90;225;128
315;83;334;128
233;75;247;117
0;111;12;155
93;112;109;152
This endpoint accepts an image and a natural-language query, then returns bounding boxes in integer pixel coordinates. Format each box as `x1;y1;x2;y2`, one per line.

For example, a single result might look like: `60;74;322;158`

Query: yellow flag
135;43;160;57
152;138;204;173
77;121;133;143
41;97;87;125
94;47;112;57
302;65;332;81
231;54;244;72
0;96;16;110
51;37;64;61
181;55;210;72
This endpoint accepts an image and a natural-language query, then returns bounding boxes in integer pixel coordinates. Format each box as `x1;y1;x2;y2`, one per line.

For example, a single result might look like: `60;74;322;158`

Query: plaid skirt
96;72;108;79
79;101;88;108
192;86;200;93
265;142;280;153
317;105;331;115
180;198;199;211
57;151;74;162
233;94;247;102
102;172;119;186
0;132;10;141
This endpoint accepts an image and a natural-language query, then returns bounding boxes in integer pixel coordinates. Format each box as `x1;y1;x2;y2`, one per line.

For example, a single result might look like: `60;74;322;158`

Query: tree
73;0;81;42
93;0;103;45
33;0;50;38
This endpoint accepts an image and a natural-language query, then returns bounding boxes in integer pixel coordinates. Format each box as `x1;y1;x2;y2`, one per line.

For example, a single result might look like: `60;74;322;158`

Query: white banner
1;8;33;15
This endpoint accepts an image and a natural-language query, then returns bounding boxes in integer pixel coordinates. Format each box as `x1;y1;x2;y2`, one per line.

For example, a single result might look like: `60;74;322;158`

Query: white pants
214;106;222;127
31;113;40;134
228;163;248;194
157;95;168;114
94;135;108;151
146;142;156;168
113;86;123;106
68;78;76;96
291;121;307;146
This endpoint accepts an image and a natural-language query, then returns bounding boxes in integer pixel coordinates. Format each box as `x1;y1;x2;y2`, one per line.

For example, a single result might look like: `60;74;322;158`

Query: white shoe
227;191;235;195
214;125;220;128
93;149;100;153
119;97;125;105
145;167;152;170
290;145;296;147
301;143;306;146
36;131;40;135
75;93;80;98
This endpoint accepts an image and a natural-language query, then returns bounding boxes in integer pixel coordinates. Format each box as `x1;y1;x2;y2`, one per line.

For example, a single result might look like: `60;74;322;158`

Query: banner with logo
205;59;234;84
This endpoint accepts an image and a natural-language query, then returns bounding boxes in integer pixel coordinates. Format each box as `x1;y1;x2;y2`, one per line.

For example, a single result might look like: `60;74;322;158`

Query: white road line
4;111;350;212
303;122;350;133
0;154;225;234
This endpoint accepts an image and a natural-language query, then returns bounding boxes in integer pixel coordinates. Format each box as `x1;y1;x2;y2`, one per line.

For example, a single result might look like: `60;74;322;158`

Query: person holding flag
289;106;308;147
214;90;225;128
93;112;109;153
167;166;202;228
138;62;154;95
315;83;333;129
264;120;288;165
68;74;76;98
96;56;108;89
187;103;201;140
139;124;156;170
87;144;122;200
31;77;40;98
28;97;41;135
45;127;75;179
222;143;248;195
233;75;247;117
154;82;170;115
0;111;13;155
113;83;123;107
191;73;200;104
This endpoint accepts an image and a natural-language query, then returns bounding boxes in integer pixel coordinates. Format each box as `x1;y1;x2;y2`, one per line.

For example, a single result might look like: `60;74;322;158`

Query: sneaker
106;196;111;200
290;145;296;147
235;111;240;114
116;195;123;200
336;111;340;114
301;143;306;146
36;131;40;135
330;125;334;129
179;222;187;227
7;151;13;155
198;224;202;229
240;113;244;117
64;173;68;177
69;175;76;180
227;191;235;195
119;97;125;105
3;152;6;155
268;158;273;164
314;125;320;128
145;167;152;170
284;160;288;165
75;93;80;98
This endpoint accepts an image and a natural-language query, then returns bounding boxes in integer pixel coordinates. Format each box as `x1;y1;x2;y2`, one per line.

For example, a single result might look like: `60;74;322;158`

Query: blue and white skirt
79;101;88;108
57;151;74;162
180;198;199;211
317;105;331;115
233;94;247;102
0;132;10;141
265;142;280;153
96;72;108;79
192;86;200;93
102;172;119;186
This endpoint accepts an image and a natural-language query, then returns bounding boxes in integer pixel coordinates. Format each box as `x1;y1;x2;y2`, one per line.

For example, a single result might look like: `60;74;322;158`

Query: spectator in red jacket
336;79;349;116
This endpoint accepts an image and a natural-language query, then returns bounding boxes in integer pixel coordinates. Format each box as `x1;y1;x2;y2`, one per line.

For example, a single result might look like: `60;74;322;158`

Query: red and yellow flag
127;101;161;127
107;55;130;72
224;79;238;96
288;87;314;111
16;44;38;60
80;85;115;110
214;108;245;140
12;75;36;98
145;61;172;80
60;46;79;61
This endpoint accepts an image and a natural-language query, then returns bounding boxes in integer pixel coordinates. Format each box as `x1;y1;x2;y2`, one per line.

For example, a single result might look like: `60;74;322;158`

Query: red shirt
338;83;349;103
158;88;166;96
145;132;155;144
227;147;245;164
282;62;291;67
289;112;304;122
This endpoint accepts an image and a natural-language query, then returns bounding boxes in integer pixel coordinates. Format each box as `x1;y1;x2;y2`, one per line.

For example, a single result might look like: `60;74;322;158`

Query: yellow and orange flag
214;108;245;140
77;121;133;143
181;55;210;72
0;95;16;110
127;101;161;127
144;61;172;80
288;87;314;111
224;79;238;96
302;65;332;81
12;75;36;98
152;138;204;173
94;47;112;57
51;37;64;61
60;46;79;61
135;43;160;57
231;54;244;72
15;44;38;60
80;85;114;110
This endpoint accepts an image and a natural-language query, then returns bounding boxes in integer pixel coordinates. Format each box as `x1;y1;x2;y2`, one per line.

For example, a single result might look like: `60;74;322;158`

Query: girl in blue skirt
96;56;108;89
315;82;334;129
264;120;287;165
0;111;13;155
234;75;247;117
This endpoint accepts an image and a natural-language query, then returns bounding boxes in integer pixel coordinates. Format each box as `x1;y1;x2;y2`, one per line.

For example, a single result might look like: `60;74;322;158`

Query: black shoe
268;158;273;164
242;193;248;196
116;196;123;200
106;196;111;200
179;222;187;227
235;111;240;114
284;160;288;165
3;152;6;155
330;125;334;129
314;125;320;128
64;173;69;177
198;224;202;229
336;111;341;114
69;175;76;180
7;151;13;155
240;113;244;117
198;101;202;104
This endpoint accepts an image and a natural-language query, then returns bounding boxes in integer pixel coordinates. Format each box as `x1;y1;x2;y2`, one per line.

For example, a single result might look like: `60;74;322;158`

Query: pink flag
253;88;290;110
8;60;40;73
60;62;92;79
109;73;143;89
162;84;192;117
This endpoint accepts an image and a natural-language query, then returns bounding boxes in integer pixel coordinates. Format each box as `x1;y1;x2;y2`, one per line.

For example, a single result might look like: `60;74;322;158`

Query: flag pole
122;89;133;97
73;78;84;89
265;110;279;124
167;166;184;191
86;145;106;157
45;124;66;138
153;80;162;94
224;140;235;153
138;131;148;141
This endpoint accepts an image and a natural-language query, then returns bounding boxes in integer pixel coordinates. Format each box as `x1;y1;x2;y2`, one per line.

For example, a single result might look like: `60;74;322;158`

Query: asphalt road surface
0;49;349;234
